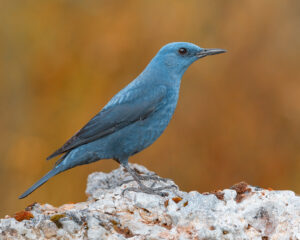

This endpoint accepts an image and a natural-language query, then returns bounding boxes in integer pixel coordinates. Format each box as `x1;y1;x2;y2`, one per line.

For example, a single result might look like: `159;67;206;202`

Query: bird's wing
47;85;167;160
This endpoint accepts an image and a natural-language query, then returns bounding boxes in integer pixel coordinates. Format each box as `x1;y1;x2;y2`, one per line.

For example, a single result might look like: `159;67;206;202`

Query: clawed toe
139;175;171;182
119;163;177;197
119;174;171;186
122;184;177;197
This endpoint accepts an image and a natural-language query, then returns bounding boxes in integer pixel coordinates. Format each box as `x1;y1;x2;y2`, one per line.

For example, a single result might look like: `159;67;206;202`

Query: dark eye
178;48;187;55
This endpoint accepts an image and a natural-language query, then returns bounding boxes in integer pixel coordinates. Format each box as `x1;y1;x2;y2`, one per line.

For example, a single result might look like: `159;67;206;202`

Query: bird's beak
196;48;227;58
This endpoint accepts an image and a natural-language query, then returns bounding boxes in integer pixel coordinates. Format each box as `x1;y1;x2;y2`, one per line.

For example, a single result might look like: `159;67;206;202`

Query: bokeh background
1;0;300;217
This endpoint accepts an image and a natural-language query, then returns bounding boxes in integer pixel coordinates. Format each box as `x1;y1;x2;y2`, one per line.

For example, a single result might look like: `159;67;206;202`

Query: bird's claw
119;174;170;186
122;184;178;197
139;174;171;182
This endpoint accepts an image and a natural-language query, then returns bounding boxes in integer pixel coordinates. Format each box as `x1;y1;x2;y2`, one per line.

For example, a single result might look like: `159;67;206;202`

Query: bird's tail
19;165;63;199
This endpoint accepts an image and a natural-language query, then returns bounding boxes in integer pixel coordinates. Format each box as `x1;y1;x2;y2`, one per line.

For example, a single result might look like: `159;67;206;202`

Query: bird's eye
178;48;187;55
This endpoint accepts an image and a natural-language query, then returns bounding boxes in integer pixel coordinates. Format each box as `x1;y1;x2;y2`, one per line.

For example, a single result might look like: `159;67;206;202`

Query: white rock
1;164;300;239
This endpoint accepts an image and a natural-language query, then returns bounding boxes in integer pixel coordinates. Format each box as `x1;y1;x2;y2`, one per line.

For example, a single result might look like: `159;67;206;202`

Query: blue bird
19;42;226;199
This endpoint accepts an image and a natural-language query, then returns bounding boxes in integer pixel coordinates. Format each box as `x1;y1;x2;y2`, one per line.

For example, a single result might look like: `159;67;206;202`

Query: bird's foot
138;174;171;182
120;174;170;185
120;163;177;197
122;184;177;197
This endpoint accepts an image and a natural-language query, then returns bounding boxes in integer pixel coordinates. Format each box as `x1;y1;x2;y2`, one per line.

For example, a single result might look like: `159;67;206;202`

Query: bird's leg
120;163;177;197
114;158;170;184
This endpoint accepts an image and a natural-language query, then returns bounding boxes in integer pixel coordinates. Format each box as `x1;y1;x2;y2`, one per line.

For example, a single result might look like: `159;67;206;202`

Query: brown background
1;0;300;217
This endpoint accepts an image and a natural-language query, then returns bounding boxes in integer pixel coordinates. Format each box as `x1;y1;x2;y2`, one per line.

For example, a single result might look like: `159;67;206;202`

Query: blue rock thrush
19;42;226;199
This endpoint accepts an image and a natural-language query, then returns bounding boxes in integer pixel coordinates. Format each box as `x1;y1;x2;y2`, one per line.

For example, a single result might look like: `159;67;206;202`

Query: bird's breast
136;90;179;139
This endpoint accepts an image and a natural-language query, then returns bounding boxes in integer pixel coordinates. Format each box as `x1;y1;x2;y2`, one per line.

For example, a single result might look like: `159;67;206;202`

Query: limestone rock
1;164;300;239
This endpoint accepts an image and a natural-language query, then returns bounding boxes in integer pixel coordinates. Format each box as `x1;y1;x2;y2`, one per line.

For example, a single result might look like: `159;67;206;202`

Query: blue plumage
19;42;226;199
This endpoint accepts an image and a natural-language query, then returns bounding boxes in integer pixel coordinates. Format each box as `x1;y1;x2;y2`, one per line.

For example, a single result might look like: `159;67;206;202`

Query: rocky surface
1;164;300;240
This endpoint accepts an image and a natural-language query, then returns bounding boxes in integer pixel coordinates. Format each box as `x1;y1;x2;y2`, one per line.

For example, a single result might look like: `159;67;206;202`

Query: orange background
1;1;300;217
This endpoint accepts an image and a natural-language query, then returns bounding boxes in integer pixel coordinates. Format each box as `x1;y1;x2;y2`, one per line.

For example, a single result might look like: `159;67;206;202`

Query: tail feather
19;166;62;199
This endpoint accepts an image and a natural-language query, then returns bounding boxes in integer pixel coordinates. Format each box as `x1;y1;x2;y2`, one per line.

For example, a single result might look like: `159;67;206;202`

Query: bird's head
152;42;226;77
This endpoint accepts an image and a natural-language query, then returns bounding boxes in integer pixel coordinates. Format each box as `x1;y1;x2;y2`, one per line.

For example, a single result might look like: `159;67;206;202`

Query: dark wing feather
47;86;166;160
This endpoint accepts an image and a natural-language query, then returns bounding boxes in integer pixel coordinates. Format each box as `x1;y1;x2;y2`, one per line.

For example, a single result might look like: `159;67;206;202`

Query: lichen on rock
1;164;300;239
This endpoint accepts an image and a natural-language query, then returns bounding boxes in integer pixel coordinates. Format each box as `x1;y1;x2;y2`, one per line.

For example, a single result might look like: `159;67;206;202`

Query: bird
19;42;226;199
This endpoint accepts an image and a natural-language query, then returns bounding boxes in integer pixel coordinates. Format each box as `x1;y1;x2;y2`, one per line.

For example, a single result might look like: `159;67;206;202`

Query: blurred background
1;0;300;217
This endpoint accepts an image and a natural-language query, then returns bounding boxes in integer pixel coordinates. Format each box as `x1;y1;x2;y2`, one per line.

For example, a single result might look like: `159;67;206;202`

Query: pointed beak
196;48;227;58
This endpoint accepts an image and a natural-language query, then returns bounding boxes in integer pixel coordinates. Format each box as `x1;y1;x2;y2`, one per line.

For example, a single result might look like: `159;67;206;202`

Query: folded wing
47;85;167;160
